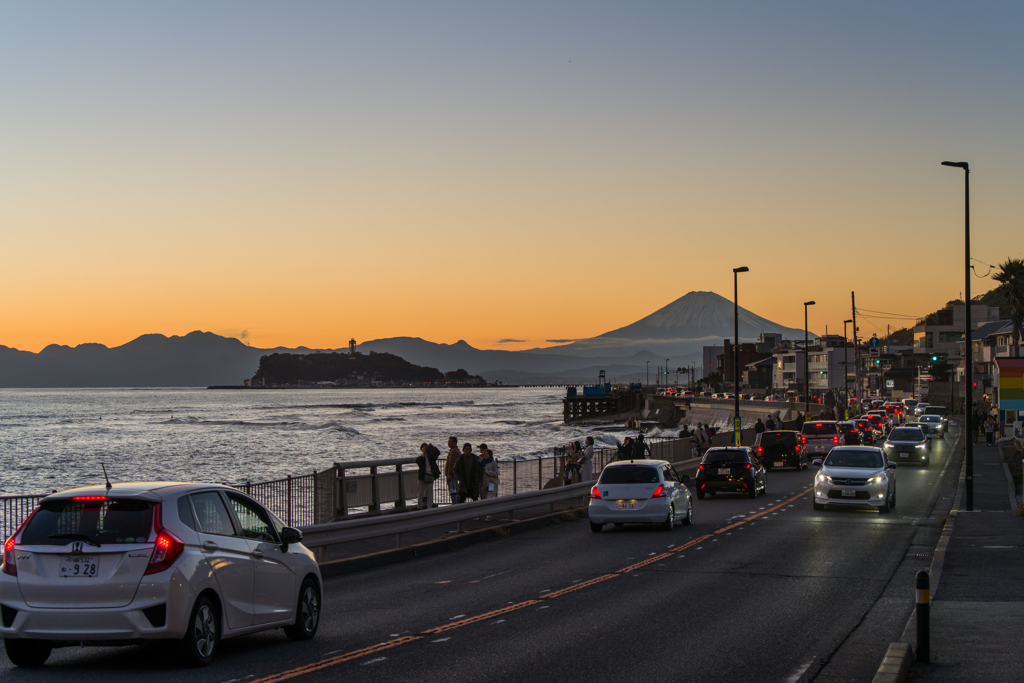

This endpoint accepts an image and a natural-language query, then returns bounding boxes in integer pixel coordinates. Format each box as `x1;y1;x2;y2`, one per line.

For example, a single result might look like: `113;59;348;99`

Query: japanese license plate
900;452;910;458
618;501;636;510
841;489;856;498
774;462;784;467
718;468;730;475
60;555;98;578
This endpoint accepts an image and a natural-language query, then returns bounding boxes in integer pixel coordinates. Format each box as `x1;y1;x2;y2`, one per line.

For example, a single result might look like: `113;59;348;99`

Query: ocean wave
161;417;359;434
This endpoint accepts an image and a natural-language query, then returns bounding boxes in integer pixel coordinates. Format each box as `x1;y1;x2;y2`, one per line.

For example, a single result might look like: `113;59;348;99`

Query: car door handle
202;540;219;551
252;548;265;558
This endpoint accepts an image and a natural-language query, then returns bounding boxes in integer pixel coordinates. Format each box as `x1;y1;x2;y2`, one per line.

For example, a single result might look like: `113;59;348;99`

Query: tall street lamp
647;360;650;387
844;319;853;419
666;358;670;389
804;301;816;418
942;160;972;510
734;267;749;446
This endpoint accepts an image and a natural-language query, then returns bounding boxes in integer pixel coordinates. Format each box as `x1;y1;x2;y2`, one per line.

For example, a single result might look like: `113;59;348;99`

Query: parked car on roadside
0;482;322;668
589;460;692;532
883;426;931;466
695;447;767;499
753;431;806;470
800;421;844;458
812;447;897;512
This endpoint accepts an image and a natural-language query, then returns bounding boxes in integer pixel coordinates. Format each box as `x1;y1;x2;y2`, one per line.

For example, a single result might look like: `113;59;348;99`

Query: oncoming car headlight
816;473;833;485
883;442;893;450
916;443;927;449
866;475;887;485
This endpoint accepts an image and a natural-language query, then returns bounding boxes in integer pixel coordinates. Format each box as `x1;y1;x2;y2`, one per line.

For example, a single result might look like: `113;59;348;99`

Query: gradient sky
2;2;1021;353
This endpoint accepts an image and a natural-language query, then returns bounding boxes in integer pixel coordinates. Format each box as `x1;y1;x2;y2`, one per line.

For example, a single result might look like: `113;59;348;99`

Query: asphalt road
1;424;963;683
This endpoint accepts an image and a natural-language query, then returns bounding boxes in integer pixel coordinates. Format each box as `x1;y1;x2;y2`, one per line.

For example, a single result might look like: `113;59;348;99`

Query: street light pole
666;359;670;390
942;160;972;511
804;301;816;418
844;319;853;420
647;360;650;388
734;267;749;446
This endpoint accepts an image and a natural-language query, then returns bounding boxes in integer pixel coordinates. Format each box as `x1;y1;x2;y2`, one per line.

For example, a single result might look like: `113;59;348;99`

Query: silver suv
1;483;322;667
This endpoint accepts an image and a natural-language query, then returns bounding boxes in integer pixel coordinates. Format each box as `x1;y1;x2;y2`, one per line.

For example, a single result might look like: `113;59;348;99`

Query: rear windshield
761;432;797;446
824;449;884;468
599;465;661;484
802;423;839;436
890;428;924;441
838;423;858;434
21;498;154;546
702;449;751;464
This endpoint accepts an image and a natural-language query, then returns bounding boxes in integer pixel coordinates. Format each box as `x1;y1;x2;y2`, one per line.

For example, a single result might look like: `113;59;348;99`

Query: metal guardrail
0;495;45;540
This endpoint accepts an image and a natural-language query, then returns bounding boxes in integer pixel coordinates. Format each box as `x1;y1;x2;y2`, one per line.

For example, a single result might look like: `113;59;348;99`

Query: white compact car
588;460;692;531
1;482;322;667
812;447;897;512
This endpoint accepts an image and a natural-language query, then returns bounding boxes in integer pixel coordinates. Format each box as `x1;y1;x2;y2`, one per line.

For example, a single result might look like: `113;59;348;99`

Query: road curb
870;642;914;683
318;507;585;578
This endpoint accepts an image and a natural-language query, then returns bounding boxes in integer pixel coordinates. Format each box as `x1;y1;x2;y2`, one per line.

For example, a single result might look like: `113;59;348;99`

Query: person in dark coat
632;433;652;459
616;437;633;461
765;415;776;431
754;418;765;435
416;443;441;509
454;443;482;503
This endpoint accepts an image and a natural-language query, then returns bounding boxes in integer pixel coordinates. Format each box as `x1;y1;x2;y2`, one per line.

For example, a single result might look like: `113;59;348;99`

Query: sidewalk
910;440;1024;682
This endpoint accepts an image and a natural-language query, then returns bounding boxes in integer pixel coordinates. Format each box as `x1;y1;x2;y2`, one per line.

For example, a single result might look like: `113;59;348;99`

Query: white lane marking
668;544;675;548
491;619;506;624
322;650;343;656
726;533;732;535
481;570;511;580
696;547;703;550
785;658;814;682
450;614;466;620
431;638;450;643
539;589;550;593
362;657;387;665
572;579;582;583
538;605;549;610
649;552;656;556
711;539;717;542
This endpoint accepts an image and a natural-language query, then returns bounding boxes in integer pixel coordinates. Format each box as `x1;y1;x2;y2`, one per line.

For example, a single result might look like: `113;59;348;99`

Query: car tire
662;504;675;531
813;501;825;511
181;595;219;667
284;577;321;641
4;639;52;667
590;521;603;533
696;490;705;500
880;492;892;513
682;498;693;526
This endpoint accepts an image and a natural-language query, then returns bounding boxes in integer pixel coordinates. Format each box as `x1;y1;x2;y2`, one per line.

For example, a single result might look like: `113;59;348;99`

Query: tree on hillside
993;258;1024;357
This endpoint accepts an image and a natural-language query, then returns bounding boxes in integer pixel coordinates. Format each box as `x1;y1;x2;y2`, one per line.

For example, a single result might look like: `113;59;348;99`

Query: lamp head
733;266;749;273
844;319;853;324
941;161;969;170
804;301;816;306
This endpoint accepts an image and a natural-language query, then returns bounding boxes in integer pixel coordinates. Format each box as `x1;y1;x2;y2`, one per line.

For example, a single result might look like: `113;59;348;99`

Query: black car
837;421;863;446
753;430;806;470
695;447;767;499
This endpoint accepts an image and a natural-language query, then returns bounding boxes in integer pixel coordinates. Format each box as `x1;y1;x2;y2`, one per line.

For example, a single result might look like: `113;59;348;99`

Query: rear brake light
71;496;109;501
591;486;601;499
2;536;15;577
801;436;807;444
833;436;839;444
757;446;763;455
652;485;666;498
744;463;751;469
815;423;822;427
145;503;184;575
698;464;705;470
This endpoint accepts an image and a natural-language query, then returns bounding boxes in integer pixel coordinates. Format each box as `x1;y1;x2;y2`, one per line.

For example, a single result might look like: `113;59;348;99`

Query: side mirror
812;459;823;467
886;462;897;469
281;526;302;549
680;474;691;484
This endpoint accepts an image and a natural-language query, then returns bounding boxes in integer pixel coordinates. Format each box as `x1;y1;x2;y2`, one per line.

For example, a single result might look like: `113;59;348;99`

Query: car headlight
866;475;887;485
816;473;832;484
883;442;893;450
916;443;927;449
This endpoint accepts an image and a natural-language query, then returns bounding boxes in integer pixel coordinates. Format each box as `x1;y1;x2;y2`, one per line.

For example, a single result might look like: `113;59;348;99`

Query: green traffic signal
931;355;939;362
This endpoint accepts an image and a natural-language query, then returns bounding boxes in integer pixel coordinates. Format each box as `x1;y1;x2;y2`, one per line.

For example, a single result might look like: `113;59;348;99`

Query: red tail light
833;436;839;444
146;504;184;575
651;485;666;498
801;436;807;444
744;463;751;469
71;496;109;501
591;486;601;499
2;536;16;577
698;464;705;470
757;446;763;455
815;423;822;427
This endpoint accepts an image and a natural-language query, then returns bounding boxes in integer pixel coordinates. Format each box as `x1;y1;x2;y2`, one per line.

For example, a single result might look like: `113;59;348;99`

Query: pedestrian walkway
912;441;1024;681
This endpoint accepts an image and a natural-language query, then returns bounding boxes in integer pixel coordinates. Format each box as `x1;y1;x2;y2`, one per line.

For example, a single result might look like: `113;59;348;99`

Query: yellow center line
252;486;816;681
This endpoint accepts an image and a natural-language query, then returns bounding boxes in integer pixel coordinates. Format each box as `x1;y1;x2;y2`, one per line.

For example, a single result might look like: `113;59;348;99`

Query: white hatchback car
588;460;692;531
1;482;322;667
812;447;897;513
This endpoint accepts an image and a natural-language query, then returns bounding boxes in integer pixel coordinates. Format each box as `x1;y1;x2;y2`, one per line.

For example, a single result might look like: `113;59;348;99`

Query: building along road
1;425;964;683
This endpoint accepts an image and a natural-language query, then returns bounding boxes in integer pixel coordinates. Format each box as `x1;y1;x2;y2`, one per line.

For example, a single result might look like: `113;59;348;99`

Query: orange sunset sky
2;2;1021;354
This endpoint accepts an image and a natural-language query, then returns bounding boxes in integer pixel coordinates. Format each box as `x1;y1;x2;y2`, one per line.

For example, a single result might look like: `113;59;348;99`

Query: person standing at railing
632;433;652;459
479;447;499;499
444;436;461;504
580;437;595;481
454;443;482;503
615;436;633;461
416;443;441;509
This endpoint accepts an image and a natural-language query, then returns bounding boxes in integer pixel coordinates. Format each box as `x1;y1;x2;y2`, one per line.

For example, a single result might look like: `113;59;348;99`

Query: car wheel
284;577;321;641
590;521;603;533
696;490;705;500
181;595;219;667
661;504;675;531
4;639;52;667
813;501;824;511
682;498;693;526
880;491;892;513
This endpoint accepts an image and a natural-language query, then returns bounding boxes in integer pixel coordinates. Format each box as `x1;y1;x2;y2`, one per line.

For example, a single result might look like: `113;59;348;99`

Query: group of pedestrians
415;436;500;510
972;409;998;445
680;423;716;453
563;437;596;484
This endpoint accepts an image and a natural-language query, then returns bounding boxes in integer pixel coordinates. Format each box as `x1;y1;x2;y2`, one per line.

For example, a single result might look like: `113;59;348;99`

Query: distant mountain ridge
0;291;805;387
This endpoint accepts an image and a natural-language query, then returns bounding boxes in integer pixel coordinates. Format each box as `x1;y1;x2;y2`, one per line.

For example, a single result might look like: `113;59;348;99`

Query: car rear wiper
48;533;102;547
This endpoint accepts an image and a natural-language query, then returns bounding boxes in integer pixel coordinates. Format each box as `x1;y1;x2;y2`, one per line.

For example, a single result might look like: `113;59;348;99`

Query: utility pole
852;292;860;412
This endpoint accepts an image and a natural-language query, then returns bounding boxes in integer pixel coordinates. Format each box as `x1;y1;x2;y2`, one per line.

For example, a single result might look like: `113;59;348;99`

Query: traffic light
875;359;881;365
931;355;939;362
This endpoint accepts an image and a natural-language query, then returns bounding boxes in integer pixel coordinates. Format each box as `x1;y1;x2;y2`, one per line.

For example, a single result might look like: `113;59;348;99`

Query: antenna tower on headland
349;338;357;355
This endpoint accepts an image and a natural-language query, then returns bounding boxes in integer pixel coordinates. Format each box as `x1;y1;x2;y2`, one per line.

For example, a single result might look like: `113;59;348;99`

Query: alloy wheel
193;604;217;659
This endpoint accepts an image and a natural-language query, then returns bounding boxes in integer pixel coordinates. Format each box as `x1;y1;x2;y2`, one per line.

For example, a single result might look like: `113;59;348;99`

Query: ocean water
0;387;624;497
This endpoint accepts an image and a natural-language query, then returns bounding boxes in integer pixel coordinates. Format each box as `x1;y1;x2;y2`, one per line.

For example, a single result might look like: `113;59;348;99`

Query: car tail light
815;423;822;427
2;536;15;577
744;463;751;469
71;496;109;501
146;504;184;575
698;464;705;470
833;436;839;444
651;485;666;498
801;436;807;444
591;486;601;499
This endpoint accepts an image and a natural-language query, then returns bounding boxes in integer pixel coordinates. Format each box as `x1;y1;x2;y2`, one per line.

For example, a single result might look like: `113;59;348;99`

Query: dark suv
837;421;863;445
753;431;806;471
695;447;767;499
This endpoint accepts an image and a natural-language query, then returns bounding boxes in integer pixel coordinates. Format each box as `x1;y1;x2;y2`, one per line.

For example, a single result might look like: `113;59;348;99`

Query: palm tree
993;258;1024;357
